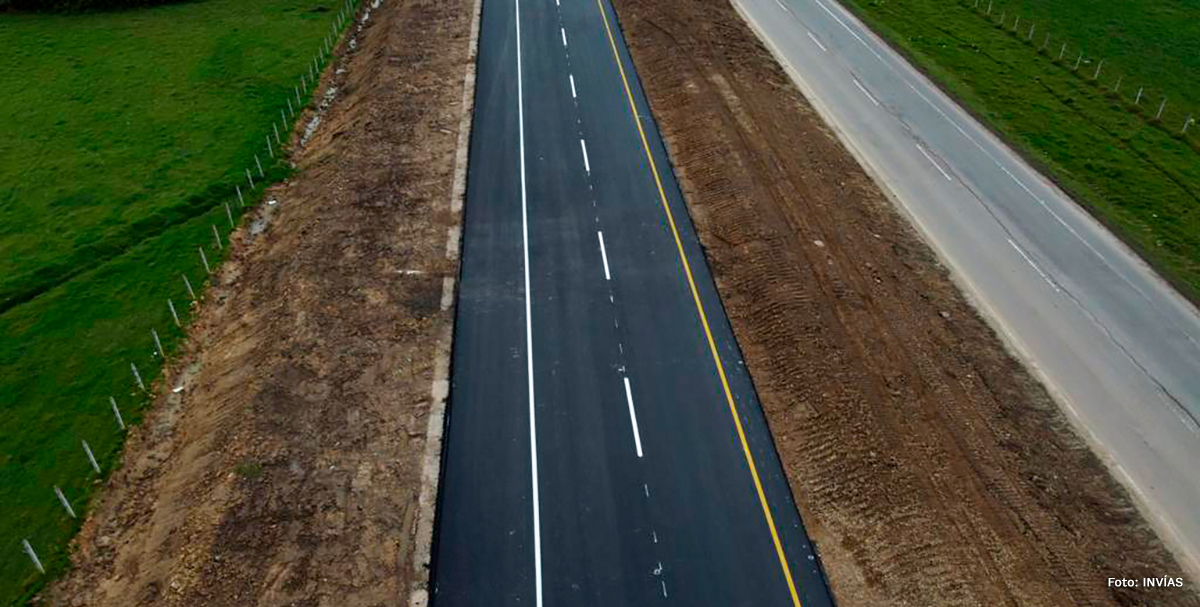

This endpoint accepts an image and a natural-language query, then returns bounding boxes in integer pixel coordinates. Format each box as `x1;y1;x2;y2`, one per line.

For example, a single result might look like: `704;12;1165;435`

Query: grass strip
0;0;359;602
838;0;1200;301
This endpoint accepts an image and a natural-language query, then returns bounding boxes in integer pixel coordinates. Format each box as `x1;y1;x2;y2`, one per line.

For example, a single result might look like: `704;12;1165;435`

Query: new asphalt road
431;0;836;604
736;0;1200;576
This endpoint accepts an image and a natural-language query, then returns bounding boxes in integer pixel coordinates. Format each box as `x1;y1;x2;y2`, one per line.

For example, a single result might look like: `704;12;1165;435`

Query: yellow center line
591;1;804;605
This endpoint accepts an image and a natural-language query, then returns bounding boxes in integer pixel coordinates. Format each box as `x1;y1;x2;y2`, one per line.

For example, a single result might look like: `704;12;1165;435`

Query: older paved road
736;0;1200;576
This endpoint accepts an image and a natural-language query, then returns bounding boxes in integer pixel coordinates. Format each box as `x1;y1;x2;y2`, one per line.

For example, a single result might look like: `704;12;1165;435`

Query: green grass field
0;1;351;603
838;0;1200;301
966;0;1200;111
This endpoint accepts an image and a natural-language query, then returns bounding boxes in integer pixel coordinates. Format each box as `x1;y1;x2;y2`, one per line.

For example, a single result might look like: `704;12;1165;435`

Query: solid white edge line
915;143;952;181
514;0;543;604
806;30;827;52
623;377;644;458
598;231;612;280
812;0;883;61
581;139;590;173
851;77;879;106
570;74;577;99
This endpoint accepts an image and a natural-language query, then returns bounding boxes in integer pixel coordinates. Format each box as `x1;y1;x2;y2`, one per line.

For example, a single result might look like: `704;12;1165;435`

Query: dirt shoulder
609;0;1199;605
41;0;473;604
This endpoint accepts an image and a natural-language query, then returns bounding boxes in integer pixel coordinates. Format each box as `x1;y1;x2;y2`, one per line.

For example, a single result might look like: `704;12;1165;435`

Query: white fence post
152;328;165;359
81;439;101;474
22;540;44;574
182;274;197;302
54;486;76;519
110;396;126;430
131;362;145;391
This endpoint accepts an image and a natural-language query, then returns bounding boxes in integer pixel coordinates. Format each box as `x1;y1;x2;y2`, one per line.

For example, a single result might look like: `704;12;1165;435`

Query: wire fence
965;0;1197;139
13;0;366;593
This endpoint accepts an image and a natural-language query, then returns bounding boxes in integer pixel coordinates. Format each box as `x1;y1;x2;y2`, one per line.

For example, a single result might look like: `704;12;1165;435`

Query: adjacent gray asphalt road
431;0;835;604
736;0;1200;576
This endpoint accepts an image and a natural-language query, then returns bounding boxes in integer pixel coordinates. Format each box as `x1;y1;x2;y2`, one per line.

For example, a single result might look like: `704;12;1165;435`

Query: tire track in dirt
610;1;1199;605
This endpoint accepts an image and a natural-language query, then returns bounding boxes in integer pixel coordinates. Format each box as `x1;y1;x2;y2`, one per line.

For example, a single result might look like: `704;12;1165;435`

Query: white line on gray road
774;0;790;12
915;143;952;181
581;139;590;173
852;77;879;106
570;74;577;99
812;0;883;61
597;231;612;280
561;27;567;47
806;30;827;52
514;0;543;603
623;377;644;458
901;79;1127;279
1007;238;1060;293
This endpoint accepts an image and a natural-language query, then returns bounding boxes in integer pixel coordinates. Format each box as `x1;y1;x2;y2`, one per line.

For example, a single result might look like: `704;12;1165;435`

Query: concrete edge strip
409;0;482;601
730;0;1200;582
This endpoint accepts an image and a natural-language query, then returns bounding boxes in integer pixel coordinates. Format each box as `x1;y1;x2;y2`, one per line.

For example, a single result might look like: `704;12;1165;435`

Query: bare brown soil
41;0;472;604
609;0;1200;605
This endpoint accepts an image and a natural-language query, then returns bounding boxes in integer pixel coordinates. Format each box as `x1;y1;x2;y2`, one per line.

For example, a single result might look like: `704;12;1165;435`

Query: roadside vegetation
0;0;184;11
0;0;348;603
840;0;1200;301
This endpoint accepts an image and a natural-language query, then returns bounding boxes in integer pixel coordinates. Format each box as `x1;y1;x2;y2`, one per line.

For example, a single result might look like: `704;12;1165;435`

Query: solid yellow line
591;1;803;605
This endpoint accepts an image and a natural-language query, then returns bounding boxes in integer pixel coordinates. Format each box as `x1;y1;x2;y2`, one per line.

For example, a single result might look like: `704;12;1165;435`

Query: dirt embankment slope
609;0;1199;605
42;0;473;604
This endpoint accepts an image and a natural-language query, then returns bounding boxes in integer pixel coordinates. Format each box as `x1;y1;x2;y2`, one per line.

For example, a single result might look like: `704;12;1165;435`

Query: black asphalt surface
431;0;836;604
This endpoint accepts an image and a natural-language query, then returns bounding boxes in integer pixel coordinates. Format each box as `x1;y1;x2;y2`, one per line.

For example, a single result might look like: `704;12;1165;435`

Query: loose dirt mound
609;0;1199;605
42;0;472;604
